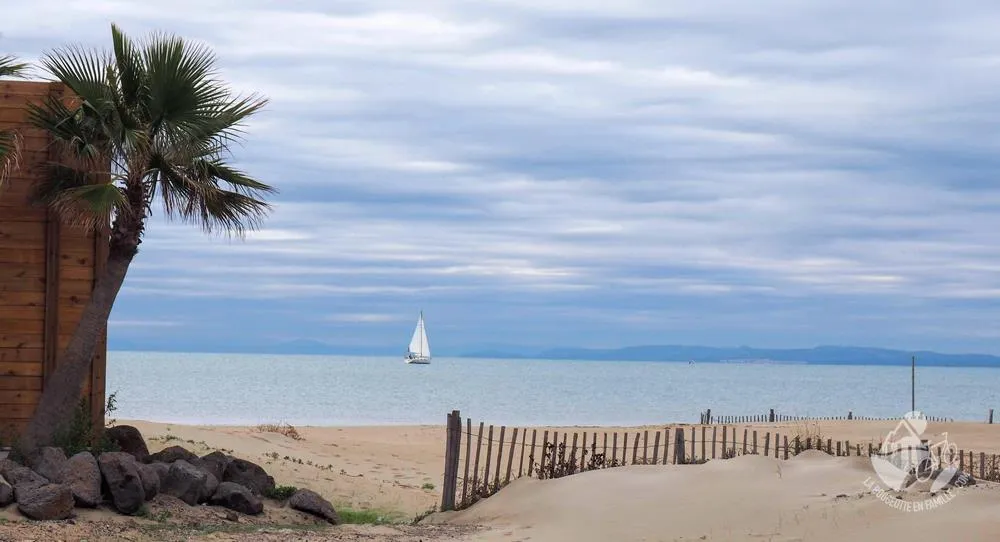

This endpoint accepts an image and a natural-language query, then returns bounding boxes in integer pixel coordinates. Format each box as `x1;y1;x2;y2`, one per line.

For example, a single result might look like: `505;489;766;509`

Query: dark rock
148;462;170;485
105;425;149;462
29;447;68;484
97;452;145;515
199;451;231;481
0;475;12;506
137;463;161;501
62;452;102;508
161;460;209;506
289;488;339;524
200;472;219;504
210;482;264;515
16;483;74;520
147;445;199;465
0;459;48;500
222;458;275;496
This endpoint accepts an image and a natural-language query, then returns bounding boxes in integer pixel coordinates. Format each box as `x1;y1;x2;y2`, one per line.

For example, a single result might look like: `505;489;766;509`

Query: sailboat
405;311;431;364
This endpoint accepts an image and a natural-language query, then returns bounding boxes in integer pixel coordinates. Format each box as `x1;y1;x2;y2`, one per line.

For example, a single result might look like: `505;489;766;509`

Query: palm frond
0;55;29;78
31;163;124;230
30;23;272;238
143;32;222;133
111;23;149;112
0;130;22;187
147;150;207;216
193;159;275;195
26;96;109;163
39;45;115;114
181;185;270;237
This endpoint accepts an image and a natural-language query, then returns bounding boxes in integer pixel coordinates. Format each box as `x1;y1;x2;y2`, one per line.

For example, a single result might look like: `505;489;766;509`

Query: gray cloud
7;0;1000;352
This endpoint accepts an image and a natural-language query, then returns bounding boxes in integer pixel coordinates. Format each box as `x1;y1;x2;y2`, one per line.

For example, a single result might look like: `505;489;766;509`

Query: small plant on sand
265;485;298;500
789;421;824;452
136;505;171;523
421;482;435;491
51;391;120;457
531;441;625;482
337;507;404;525
721;447;737;459
981;456;1000;483
411;506;437;524
254;422;303;441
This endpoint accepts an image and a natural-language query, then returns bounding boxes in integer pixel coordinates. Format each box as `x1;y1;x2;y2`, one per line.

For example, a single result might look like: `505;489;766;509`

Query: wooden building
0;80;107;437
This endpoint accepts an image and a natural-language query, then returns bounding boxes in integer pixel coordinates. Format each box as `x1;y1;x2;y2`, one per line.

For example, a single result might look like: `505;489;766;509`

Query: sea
106;351;1000;427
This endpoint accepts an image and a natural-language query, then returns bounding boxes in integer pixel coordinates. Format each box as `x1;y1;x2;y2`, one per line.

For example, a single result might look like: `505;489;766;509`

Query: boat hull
405;357;431;365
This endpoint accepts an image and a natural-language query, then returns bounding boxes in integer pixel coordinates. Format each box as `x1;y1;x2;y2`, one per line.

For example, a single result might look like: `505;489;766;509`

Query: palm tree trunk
18;250;134;454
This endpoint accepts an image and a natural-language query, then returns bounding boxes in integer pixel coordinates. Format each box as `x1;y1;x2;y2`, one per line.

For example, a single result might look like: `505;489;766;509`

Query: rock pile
0;425;339;524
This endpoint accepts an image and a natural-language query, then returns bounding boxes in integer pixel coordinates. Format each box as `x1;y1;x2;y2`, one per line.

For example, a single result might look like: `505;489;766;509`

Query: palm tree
0;55;29;186
18;24;275;453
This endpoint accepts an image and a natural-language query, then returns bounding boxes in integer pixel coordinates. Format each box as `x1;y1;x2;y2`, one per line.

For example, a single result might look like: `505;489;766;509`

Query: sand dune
432;451;1000;541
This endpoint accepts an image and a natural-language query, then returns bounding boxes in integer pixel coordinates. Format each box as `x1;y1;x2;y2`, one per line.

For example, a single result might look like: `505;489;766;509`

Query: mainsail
408;312;431;358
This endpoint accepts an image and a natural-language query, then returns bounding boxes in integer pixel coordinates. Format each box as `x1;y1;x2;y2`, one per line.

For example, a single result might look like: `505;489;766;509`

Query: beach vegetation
531;441;625;482
136;504;171;523
255;422;303;440
52;391;120;456
422;482;435;490
265;485;298;500
0;55;28;187
1;391;120;460
789;421;825;451
411;506;437;524
17;24;273;453
337;507;405;525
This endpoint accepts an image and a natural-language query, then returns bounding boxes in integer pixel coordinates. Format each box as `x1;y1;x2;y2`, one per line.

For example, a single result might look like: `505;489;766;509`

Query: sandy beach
2;418;999;540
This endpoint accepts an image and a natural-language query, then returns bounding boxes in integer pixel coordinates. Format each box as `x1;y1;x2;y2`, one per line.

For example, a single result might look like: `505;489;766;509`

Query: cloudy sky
6;1;1000;355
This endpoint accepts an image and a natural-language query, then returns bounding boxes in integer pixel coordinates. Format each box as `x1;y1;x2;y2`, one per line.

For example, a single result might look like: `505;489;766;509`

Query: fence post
441;410;461;511
462;417;471;507
848;411;853;420
990;409;994;424
769;408;774;423
674;428;686;464
706;408;712;424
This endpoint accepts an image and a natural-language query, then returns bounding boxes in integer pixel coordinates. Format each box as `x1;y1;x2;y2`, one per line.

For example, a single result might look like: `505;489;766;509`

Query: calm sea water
106;351;1000;426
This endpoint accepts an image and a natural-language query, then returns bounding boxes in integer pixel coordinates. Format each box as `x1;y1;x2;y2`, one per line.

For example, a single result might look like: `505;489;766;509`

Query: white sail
407;312;431;359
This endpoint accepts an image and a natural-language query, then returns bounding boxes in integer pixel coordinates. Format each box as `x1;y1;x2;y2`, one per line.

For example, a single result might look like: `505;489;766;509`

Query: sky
5;1;1000;355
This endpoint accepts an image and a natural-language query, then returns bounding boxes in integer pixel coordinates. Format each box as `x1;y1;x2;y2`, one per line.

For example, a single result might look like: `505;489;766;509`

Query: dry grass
790;421;824;445
254;422;303;441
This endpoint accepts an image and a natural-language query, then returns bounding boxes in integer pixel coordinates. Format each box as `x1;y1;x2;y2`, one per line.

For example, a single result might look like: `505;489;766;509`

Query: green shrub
265;485;298;500
51;391;120;456
337;507;403;525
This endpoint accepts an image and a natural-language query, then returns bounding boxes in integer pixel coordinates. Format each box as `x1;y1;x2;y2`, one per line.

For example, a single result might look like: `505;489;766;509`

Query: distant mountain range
460;345;1000;367
109;337;1000;367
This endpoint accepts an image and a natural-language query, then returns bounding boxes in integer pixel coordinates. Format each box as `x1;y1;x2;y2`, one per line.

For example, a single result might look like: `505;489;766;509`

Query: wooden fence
700;408;954;424
0;80;109;436
440;410;1000;512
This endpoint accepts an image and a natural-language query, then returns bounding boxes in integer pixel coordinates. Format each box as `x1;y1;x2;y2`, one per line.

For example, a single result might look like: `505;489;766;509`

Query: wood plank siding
0;80;107;438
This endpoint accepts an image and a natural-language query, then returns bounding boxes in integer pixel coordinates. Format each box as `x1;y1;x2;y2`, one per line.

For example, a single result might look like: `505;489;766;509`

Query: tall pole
911;355;915;412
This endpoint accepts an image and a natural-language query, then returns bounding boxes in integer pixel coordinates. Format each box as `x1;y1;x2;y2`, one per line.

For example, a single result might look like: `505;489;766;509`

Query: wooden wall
0;80;108;438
